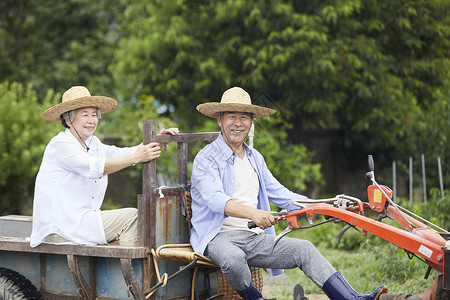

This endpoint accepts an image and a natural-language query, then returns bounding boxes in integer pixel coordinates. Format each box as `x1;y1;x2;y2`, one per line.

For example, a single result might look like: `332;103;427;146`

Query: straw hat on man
196;86;276;119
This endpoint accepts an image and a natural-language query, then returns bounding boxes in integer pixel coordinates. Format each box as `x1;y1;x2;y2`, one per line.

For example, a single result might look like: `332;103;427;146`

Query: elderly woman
30;86;178;247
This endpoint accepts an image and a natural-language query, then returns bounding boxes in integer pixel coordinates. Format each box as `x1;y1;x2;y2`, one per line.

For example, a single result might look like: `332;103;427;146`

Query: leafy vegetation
253;113;324;193
263;244;437;298
0;0;123;96
0;82;60;214
112;0;450;171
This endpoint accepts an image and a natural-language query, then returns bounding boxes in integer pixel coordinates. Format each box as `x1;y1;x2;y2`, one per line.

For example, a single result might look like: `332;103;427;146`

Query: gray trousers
207;231;336;291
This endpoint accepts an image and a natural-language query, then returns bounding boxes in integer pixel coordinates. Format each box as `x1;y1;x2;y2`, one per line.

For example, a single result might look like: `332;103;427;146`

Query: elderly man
190;87;387;300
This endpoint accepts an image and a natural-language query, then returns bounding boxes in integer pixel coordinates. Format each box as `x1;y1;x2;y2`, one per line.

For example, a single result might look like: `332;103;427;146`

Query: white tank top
220;151;263;234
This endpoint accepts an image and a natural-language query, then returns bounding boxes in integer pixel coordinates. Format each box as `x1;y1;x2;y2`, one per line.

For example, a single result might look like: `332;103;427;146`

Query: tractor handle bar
247;194;361;229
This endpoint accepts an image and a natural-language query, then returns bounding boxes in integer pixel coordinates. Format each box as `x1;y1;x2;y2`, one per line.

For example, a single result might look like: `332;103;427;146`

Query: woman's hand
104;142;161;175
103;129;179;175
158;127;179;149
134;142;161;163
160;127;179;135
134;128;179;163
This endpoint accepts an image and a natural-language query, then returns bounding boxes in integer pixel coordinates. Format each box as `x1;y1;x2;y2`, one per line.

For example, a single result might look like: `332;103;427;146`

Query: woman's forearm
103;142;161;175
103;155;138;175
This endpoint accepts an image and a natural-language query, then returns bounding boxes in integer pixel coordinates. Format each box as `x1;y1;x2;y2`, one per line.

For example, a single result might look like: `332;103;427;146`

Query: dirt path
262;275;424;300
262;273;328;300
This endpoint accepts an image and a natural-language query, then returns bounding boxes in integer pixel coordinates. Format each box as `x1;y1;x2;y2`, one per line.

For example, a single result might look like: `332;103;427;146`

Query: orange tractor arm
282;204;446;273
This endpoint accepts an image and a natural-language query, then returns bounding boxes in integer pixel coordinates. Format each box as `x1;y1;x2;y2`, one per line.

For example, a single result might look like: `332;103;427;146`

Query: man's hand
249;209;277;230
224;200;277;230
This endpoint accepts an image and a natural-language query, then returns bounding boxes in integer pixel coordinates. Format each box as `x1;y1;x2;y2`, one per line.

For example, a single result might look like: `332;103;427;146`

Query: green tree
0;0;122;96
0;82;60;214
253;113;323;193
112;0;450;193
112;0;449;159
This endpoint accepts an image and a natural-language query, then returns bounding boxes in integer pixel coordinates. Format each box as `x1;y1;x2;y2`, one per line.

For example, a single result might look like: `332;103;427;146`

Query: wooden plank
142;119;157;251
142;120;158;300
0;237;148;259
155;187;183;197
154;132;219;144
0;215;32;222
143;119;157;196
137;194;151;248
177;142;188;185
141;256;152;294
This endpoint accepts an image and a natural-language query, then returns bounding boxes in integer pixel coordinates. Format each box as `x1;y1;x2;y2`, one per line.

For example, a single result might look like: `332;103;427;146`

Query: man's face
217;111;252;149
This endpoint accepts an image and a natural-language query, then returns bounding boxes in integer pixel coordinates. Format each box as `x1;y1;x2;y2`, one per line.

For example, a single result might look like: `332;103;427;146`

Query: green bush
0;82;60;214
253;113;324;193
412;189;450;231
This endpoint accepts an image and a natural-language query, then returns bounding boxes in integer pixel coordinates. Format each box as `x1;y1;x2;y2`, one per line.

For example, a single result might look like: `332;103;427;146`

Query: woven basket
183;190;264;298
217;266;263;299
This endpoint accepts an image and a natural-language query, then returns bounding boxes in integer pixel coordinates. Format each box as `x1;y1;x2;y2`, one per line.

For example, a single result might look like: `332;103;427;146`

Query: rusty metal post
39;254;47;297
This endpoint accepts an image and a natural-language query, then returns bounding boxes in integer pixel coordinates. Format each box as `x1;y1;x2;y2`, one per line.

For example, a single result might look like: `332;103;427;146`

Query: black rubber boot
236;281;264;300
322;271;388;300
293;284;309;300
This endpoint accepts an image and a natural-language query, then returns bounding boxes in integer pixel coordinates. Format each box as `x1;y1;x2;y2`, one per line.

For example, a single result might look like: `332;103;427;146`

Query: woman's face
69;107;99;142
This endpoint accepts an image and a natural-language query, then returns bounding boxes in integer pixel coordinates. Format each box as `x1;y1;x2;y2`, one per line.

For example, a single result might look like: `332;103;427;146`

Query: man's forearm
224;199;257;218
224;200;276;229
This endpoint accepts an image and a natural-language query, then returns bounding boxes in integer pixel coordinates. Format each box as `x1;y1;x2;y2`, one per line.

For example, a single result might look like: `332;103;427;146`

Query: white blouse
30;129;138;247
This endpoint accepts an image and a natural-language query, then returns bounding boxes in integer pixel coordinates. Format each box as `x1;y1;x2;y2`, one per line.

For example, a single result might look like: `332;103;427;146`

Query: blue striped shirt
190;133;306;274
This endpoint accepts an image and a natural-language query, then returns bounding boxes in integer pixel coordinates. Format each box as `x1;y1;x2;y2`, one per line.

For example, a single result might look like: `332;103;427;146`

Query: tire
0;267;42;300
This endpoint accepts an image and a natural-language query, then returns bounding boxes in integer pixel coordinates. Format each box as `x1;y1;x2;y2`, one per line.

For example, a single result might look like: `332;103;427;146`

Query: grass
262;216;439;299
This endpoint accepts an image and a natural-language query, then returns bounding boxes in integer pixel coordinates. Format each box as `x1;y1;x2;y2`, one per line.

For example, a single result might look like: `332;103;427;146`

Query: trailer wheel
437;288;450;300
0;267;42;300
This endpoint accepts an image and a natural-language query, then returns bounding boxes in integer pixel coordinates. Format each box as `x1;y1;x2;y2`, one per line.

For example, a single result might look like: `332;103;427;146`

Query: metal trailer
0;119;221;300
